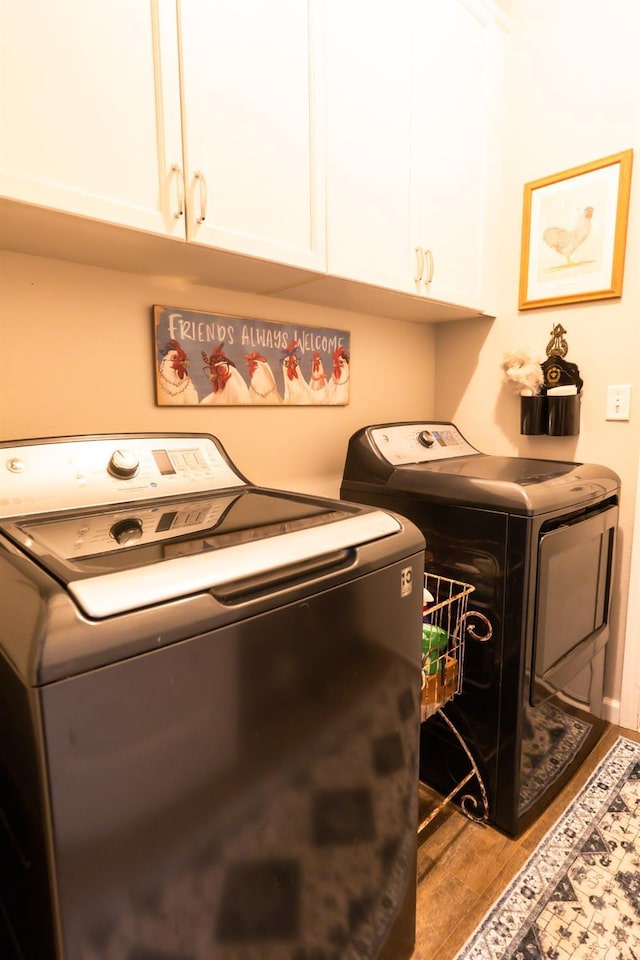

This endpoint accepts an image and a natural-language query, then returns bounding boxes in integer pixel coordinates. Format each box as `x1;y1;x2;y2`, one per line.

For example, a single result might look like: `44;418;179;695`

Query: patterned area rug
456;736;640;960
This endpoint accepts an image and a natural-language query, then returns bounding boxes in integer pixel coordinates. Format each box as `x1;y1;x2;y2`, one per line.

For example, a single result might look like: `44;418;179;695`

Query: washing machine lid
0;432;406;619
1;489;401;619
342;422;620;514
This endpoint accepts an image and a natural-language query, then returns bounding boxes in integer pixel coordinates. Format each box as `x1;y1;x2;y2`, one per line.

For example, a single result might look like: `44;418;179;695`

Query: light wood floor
412;723;640;960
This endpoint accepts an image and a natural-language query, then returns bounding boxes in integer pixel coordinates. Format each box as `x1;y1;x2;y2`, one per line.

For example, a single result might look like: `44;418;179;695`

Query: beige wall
0;250;436;498
435;0;640;714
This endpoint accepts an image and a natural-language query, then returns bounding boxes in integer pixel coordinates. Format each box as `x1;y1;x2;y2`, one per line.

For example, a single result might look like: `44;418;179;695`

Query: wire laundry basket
418;572;493;833
420;572;491;722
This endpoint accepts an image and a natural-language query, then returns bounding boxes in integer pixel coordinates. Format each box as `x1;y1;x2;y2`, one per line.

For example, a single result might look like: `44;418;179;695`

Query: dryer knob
110;517;143;546
107;449;140;479
417;431;435;448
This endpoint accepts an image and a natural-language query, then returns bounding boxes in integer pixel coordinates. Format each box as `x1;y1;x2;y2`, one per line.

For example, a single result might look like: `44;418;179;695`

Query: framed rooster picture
518;149;633;310
153;306;351;406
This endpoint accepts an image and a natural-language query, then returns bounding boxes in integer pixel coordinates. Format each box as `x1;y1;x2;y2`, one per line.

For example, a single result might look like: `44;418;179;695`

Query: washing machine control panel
369;422;478;465
0;434;247;518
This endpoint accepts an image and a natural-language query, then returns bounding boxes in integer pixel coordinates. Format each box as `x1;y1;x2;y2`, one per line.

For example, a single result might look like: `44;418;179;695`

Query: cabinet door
0;0;185;237
414;0;504;311
324;0;416;293
179;0;326;271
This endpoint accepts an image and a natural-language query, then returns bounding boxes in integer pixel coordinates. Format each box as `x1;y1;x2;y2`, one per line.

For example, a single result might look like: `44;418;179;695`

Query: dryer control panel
369;422;479;465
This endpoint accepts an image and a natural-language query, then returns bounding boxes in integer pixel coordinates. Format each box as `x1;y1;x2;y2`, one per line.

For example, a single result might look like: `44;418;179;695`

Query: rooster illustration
543;206;593;265
322;347;350;405
307;352;328;405
200;345;250;404
157;339;199;405
245;351;282;404
280;341;312;404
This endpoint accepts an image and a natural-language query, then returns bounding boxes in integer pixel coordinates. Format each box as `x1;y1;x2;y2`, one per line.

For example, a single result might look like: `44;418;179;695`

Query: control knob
417;430;435;448
110;517;144;546
107;449;139;479
6;457;26;474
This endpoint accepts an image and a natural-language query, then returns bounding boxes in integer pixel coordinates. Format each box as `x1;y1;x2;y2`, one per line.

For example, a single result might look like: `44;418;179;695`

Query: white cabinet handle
170;164;184;220
415;246;425;283
194;170;208;224
425;248;434;284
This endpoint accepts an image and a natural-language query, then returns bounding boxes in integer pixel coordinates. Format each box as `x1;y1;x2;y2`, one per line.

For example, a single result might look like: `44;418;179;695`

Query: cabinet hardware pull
194;170;208;224
170;164;184;220
425;248;434;284
415;246;425;283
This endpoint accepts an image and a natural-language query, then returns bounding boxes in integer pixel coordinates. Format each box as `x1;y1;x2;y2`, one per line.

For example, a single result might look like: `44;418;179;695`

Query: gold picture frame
518;149;633;310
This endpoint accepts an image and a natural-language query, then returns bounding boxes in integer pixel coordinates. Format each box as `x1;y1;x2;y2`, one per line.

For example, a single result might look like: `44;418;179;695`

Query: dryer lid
385;455;618;513
341;422;620;514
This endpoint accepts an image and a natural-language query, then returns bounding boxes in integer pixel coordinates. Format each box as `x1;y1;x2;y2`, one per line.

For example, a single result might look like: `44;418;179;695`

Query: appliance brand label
400;566;413;597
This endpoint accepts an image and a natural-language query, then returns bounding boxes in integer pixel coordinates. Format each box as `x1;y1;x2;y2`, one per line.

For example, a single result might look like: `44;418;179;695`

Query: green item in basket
421;624;448;675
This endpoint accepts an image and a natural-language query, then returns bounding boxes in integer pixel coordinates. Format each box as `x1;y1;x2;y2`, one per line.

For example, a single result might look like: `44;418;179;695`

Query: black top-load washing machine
341;421;620;836
0;432;425;960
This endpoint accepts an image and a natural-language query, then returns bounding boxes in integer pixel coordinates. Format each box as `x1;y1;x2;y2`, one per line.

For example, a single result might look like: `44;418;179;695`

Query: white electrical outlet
606;384;631;421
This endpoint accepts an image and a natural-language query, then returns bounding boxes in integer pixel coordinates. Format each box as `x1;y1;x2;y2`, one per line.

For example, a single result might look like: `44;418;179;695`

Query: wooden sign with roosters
153;305;351;406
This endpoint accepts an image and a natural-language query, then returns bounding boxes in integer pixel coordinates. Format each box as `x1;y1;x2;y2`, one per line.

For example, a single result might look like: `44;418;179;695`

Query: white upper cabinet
412;0;506;312
0;0;184;238
0;0;506;316
324;0;416;293
178;0;326;271
323;0;506;311
0;0;325;273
